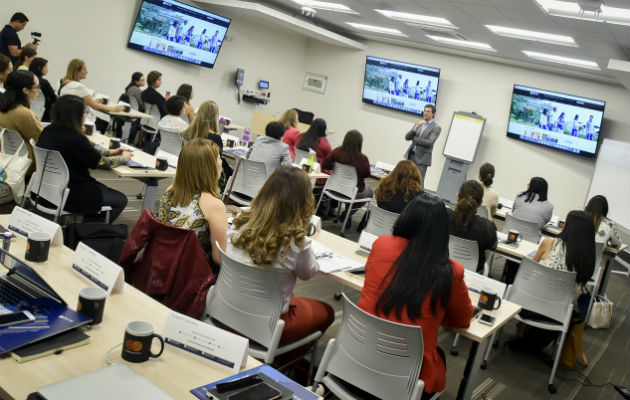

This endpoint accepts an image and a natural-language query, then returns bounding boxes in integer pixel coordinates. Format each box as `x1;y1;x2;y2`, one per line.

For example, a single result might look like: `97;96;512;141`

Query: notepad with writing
10;328;90;363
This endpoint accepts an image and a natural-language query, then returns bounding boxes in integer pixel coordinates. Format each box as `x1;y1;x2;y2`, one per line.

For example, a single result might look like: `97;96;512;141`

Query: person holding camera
0;13;37;66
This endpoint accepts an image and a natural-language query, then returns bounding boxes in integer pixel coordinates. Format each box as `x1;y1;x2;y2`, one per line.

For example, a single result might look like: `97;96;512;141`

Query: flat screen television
128;0;231;69
507;84;606;158
362;56;440;116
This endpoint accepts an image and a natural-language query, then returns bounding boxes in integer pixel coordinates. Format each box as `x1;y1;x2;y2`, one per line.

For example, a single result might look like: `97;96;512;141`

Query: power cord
104;342;122;366
556;368;630;397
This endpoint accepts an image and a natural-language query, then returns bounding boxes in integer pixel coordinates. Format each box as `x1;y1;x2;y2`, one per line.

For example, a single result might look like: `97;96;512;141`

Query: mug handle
308;224;316;237
494;297;502;310
150;333;165;358
516;234;522;243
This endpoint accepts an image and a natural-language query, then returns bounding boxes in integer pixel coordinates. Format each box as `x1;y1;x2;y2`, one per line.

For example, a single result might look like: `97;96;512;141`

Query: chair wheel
334;293;342;301
450;347;458;356
548;384;557;394
480;361;487;370
136;194;143;200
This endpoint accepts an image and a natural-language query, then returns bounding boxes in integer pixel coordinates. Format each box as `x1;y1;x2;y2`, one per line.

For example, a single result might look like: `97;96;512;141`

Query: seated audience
375;160;423;214
158;95;188;134
0;70;42;174
512;176;553;230
585;195;621;248
58;59;125;127
15;46;36;71
533;210;595;288
358;193;474;398
279;108;300;160
447;180;498;274
247;121;292;175
28;57;56;121
0;54;12;91
479;162;498;218
124;72;145;111
295;118;331;173
181;100;219;140
157;138;227;275
228;166;334;360
176;83;195;123
141;70;167;117
36;95;130;222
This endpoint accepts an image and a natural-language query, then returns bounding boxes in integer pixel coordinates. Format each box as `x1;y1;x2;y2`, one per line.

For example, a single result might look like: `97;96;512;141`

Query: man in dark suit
404;104;441;182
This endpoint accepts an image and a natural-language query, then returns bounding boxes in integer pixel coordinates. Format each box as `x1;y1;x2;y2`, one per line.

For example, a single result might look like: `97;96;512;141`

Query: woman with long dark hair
512;176;554;229
296;118;331;171
358;193;474;398
176;83;195;123
125;72;145;111
584;195;620;247
0;54;12;90
28;57;56;121
447;180;497;274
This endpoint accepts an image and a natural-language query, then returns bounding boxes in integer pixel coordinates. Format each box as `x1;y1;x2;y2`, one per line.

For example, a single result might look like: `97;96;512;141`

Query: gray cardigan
247;136;292;176
512;194;554;230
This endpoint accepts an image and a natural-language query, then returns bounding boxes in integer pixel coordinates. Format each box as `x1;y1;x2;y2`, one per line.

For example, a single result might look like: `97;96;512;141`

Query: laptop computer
38;364;174;400
0;247;91;355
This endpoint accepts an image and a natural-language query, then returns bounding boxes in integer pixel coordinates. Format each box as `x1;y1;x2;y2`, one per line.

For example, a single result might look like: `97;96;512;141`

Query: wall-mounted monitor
507;84;606;158
128;0;231;69
362;56;440;116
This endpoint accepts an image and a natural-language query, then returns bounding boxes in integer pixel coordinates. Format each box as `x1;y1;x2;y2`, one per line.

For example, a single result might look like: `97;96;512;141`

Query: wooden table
91;132;175;213
313;230;521;400
0;215;260;400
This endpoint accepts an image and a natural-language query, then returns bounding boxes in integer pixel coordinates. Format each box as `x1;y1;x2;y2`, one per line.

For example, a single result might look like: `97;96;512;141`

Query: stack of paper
310;240;364;273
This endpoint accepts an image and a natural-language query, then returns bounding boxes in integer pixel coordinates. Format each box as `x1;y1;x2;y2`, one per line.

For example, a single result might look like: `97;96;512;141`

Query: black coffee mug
558;220;565;228
25;232;50;262
155;158;168;171
101;98;108;105
506;230;522;244
226;139;235;148
121;321;164;363
77;286;107;325
109;138;121;149
478;287;501;311
301;163;312;173
85;124;94;135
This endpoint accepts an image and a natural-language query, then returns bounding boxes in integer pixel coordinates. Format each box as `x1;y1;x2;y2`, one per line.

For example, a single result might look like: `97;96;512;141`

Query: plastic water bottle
308;149;316;168
242;128;250;145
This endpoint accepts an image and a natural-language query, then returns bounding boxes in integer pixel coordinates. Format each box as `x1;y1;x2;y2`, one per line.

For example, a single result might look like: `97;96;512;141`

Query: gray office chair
203;246;322;369
584;241;605;321
156;128;184;156
364;202;399;237
448;235;481;274
477;205;489;219
294;148;310;164
503;214;541;243
313;293;437;400
31;90;46;121
221;158;267;206
486;258;576;394
140;102;160;138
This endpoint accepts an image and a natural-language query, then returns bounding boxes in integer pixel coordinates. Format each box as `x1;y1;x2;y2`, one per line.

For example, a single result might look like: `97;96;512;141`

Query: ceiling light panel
534;0;630;26
345;22;408;36
523;50;600;70
426;35;496;52
485;25;577;47
374;9;458;31
291;0;358;14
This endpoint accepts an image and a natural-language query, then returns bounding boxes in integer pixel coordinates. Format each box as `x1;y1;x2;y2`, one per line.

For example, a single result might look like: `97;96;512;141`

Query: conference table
313;230;522;400
0;215;261;400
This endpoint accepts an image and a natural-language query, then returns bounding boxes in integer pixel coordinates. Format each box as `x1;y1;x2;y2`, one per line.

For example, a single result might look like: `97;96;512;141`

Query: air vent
411;26;470;41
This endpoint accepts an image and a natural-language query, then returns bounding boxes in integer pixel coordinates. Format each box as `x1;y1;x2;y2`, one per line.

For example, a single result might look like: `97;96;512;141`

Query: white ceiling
245;0;630;82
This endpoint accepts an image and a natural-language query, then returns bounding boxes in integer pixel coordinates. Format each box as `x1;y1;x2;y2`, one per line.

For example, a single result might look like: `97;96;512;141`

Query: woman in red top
295;118;331;173
358;193;474;397
279;108;300;160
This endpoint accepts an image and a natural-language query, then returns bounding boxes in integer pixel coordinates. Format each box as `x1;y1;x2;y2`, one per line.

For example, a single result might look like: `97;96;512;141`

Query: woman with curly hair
375;160;423;214
228;166;334;353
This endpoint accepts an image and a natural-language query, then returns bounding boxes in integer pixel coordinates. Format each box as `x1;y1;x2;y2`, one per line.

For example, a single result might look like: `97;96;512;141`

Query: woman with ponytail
479;162;498;218
447;180;497;273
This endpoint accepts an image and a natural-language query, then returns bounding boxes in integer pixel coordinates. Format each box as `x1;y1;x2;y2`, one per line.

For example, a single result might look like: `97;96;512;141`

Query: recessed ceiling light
291;0;358;14
485;25;577;47
345;22;407;36
374;9;458;31
523;50;600;70
426;35;496;52
534;0;630;26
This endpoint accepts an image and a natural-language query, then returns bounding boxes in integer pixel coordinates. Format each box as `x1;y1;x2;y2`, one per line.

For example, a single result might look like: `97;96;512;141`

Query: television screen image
128;0;231;69
507;85;605;158
362;56;440;116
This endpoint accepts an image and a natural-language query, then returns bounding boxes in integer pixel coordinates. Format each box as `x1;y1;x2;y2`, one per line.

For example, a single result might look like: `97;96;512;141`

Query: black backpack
63;223;128;263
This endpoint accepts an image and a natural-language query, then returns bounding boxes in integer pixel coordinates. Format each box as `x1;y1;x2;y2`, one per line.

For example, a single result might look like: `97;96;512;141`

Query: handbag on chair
0;138;32;203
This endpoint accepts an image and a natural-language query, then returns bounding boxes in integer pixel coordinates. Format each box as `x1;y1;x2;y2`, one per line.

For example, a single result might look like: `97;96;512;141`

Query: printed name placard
358;231;378;254
71;242;124;294
163;311;248;373
8;207;63;246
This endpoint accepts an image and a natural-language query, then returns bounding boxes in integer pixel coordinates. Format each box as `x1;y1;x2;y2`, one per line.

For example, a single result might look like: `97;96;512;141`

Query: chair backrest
323;163;358;199
364;202;399;237
141;103;160;132
226;158;267;201
26;140;70;218
323;293;424;400
205;246;283;347
294;108;314;124
503;214;541;243
591;241;605;281
294;148;310;164
31;90;45;120
508;258;576;324
1;129;28;156
128;95;139;111
181;112;190;125
448;235;480;272
477;205;489;219
157;128;184;156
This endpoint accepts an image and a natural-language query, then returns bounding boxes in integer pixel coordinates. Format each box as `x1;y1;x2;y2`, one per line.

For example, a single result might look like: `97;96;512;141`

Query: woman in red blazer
358;193;474;398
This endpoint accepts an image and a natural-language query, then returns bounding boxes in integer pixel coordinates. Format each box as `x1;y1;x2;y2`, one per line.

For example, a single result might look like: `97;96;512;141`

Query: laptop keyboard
0;279;30;305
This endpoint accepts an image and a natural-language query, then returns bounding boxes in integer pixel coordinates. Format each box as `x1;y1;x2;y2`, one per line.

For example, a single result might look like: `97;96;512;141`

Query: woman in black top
374;160;423;214
36;95;130;223
141;70;167;117
447;180;497;274
28;57;56;121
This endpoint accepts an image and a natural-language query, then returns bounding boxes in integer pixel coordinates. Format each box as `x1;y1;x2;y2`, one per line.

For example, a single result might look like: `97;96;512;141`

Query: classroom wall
4;0;630;219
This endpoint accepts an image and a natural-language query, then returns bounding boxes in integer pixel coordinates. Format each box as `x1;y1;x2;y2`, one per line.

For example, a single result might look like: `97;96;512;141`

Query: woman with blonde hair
181;100;219;140
375;160;423;213
157;138;228;274
279;108;300;160
228;166;334;358
58;59;125;127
